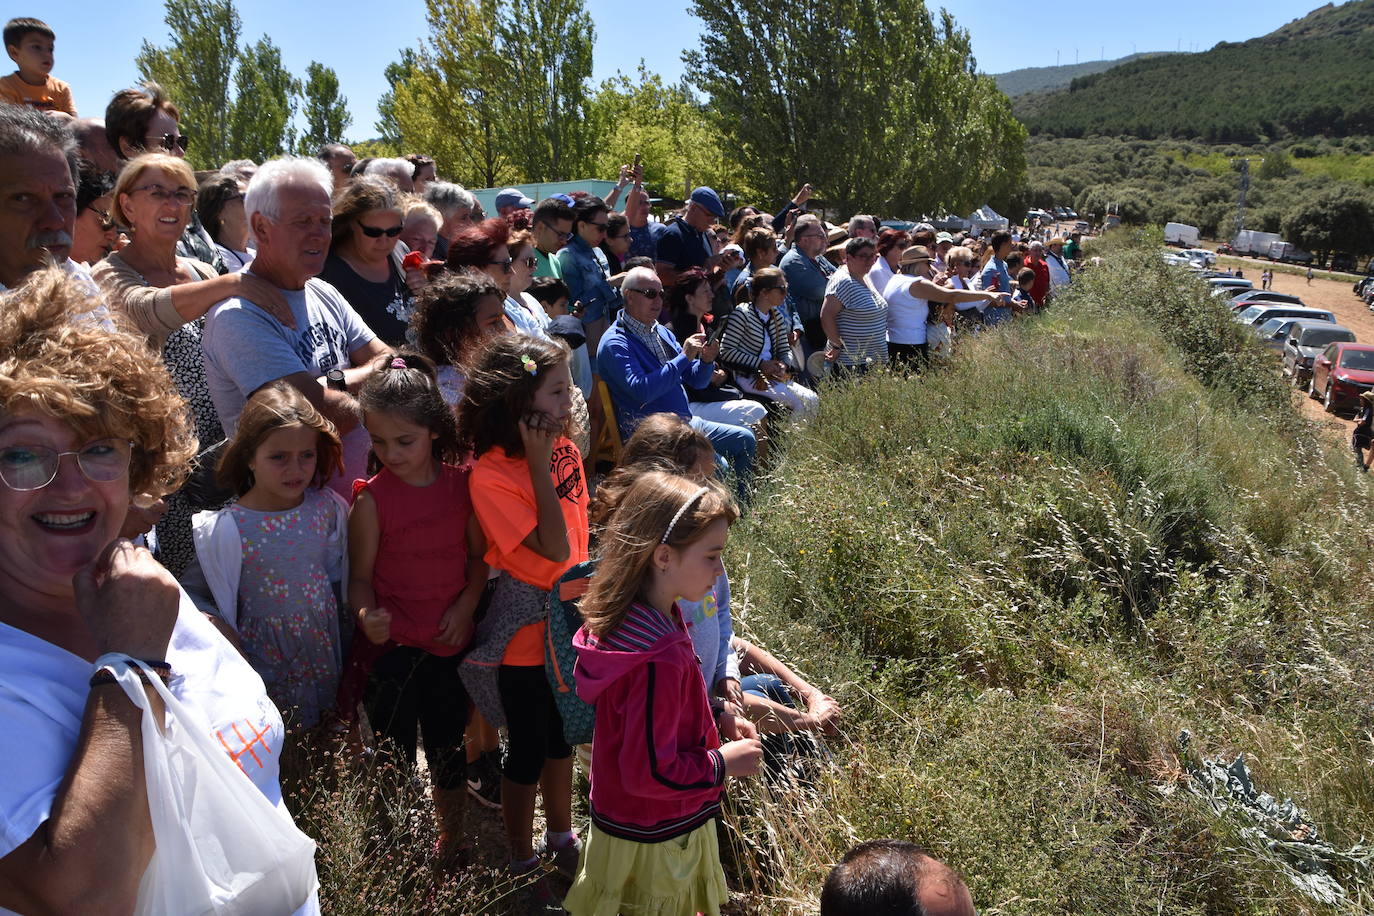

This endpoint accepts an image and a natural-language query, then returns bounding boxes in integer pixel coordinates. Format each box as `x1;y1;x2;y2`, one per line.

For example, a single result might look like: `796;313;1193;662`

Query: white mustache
29;231;73;249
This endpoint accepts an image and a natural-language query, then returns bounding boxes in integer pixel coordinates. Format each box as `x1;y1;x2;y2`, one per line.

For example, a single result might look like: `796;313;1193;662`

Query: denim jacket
557;234;622;324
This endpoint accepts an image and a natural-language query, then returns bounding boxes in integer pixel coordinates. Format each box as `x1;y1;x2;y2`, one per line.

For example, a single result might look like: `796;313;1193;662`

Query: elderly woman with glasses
70;165;117;268
92;153;292;577
719;267;819;418
557;195;622;358
0;268;318;915
820;236;889;373
318;175;413;346
196;174;252;272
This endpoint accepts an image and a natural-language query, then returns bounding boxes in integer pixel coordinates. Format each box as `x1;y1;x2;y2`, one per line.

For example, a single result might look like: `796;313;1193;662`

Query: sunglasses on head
360;224;403;238
627;287;662;299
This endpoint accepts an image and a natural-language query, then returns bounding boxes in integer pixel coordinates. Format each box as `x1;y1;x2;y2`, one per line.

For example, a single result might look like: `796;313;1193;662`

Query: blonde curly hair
0;267;196;496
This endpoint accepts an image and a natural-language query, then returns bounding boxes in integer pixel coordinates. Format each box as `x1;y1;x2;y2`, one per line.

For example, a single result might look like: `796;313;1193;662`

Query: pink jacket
573;603;725;842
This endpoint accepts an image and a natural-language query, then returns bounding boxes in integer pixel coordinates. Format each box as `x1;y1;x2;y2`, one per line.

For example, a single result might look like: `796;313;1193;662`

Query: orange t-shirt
472;439;589;665
0;73;76;115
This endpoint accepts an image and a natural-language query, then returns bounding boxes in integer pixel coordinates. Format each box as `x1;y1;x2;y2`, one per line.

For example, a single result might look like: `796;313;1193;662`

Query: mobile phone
632;152;642;171
707;315;729;345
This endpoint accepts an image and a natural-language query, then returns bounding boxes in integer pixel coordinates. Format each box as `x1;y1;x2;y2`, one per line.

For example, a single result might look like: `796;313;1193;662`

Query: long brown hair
588;413;715;532
579;471;737;639
455;332;572;459
357;350;461;472
217;380;343;495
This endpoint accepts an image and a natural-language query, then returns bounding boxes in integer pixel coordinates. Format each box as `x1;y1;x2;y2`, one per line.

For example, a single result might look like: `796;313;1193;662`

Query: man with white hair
597;265;758;500
0;104;103;304
361;157;414;192
202;156;389;493
425;180;477;260
1024;241;1050;307
847;214;878;240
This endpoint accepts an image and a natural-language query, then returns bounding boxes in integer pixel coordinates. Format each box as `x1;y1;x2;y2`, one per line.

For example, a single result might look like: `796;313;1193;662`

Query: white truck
1164;222;1199;246
1268;240;1313;264
1233;230;1282;256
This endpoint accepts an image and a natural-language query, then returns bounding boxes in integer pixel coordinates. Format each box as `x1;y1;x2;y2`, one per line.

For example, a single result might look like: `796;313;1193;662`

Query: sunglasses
487;258;514;273
521;256;538;269
145;132;190;152
360;224;403;238
626;287;662;299
586;221;608;234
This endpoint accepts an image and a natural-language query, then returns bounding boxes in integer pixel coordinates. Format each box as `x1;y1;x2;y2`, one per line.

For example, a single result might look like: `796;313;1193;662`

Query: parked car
1216;243;1235;255
1282;320;1355;387
1229;290;1305;310
1238;305;1335;327
1255;316;1301;353
1208;277;1254;296
1330;254;1354;272
1073;220;1089;233
1309;342;1374;413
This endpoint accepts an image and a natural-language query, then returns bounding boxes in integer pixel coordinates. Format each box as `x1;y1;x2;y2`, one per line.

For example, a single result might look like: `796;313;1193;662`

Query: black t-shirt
655;217;711;271
317;253;412;346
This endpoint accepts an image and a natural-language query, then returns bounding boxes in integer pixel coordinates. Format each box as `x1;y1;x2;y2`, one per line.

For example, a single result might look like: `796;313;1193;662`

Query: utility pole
1234;158;1250;238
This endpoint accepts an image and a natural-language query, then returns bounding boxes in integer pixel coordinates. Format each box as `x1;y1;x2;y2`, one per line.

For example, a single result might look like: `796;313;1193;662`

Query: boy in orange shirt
0;18;75;116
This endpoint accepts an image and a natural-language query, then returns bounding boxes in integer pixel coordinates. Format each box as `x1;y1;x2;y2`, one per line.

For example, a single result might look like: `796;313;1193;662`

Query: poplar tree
227;36;300;162
298;62;352;154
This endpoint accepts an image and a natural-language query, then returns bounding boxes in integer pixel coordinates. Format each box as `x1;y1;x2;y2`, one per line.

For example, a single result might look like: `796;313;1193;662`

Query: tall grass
291;236;1374;914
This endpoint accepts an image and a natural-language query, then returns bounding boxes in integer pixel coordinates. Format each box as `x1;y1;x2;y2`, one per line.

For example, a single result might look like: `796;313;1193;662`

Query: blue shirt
780;246;835;323
627;223;661;262
557;234;622;324
596;315;715;438
655;216;712;271
978;255;1012;294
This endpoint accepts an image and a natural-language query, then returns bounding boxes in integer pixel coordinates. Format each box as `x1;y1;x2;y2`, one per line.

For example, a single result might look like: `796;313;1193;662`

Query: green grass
1292;152;1374;187
291;234;1374;913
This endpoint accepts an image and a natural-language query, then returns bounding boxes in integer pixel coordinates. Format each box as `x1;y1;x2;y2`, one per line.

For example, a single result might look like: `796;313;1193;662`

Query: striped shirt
826;272;888;367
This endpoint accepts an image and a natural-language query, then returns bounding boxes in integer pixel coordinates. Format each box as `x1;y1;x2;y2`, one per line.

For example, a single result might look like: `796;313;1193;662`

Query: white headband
661;486;709;544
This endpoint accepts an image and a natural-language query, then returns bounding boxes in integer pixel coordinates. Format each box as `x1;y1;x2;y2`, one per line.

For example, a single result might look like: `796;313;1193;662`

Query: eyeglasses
536;220;573;242
586;220;608;234
0;438;133;491
145;133;190;152
359;223;403;238
132;184;197;207
487;258;514;273
85;205;115;231
625;287;662;299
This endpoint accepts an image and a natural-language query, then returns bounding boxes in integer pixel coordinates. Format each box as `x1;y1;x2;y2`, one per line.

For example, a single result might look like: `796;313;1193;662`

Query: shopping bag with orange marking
107;658;319;916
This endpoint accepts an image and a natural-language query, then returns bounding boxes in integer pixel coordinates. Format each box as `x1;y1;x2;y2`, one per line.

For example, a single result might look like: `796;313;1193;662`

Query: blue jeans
689;415;755;502
741;673;793;706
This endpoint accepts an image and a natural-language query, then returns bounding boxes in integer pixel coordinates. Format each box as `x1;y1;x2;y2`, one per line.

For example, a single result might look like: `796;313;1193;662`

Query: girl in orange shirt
456;333;588;900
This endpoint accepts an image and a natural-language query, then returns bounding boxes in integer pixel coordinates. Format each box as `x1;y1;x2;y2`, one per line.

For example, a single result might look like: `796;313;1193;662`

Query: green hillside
1016;0;1374;141
992;53;1164;98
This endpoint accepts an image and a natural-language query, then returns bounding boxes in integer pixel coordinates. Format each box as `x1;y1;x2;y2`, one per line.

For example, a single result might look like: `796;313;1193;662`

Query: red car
1308;342;1374;413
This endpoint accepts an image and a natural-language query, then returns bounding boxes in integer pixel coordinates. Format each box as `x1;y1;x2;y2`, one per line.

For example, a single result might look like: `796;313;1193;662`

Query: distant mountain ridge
1014;0;1374;141
992;53;1166;98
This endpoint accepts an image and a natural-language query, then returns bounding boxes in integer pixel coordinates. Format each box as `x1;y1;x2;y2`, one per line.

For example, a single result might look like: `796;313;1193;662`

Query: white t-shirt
868;258;895;297
882;274;930;345
0;591;318;915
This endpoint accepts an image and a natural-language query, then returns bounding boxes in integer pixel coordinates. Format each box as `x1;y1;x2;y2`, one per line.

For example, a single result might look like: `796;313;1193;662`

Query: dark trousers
498;664;572;785
365;646;470;790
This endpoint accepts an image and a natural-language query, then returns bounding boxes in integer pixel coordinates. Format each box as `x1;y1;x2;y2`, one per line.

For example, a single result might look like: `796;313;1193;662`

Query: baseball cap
496;188;534;210
935;232;954;244
689;186;726;219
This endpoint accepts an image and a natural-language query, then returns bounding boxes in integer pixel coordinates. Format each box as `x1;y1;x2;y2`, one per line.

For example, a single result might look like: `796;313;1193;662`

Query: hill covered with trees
1015;0;1374;141
992;53;1164;98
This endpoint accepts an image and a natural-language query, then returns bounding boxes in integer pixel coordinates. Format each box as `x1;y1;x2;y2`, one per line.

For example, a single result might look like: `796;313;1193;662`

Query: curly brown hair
216;381;343;496
358;350;461;472
455;333;572;459
0;267;195;496
410;273;505;369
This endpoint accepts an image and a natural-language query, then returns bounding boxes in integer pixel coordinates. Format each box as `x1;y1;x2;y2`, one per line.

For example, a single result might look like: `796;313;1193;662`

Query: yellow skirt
561;820;729;916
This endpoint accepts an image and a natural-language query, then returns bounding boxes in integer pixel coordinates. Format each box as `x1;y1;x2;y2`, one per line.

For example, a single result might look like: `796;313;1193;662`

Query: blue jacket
597;316;714;438
557;234;622;324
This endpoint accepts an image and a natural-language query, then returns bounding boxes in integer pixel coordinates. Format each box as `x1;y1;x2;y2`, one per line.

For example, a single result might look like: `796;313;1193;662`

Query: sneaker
466;755;502;809
536;833;582;880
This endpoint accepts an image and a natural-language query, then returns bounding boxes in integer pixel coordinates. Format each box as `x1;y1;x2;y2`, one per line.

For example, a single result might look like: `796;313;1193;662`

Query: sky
43;0;1322;140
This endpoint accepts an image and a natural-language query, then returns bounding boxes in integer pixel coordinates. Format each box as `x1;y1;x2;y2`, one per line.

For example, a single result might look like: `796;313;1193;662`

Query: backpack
546;560;597;746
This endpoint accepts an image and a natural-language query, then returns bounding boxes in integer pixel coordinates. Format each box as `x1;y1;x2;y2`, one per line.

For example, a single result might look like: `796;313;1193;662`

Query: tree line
137;0;1025;217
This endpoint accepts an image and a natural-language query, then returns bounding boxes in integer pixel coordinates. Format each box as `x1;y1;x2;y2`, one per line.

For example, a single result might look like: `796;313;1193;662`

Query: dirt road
1251;270;1369;436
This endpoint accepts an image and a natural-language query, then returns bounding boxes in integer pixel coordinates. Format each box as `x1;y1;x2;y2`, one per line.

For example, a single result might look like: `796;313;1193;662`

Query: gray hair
362;157;412;188
847;214;877;235
0;104;78;183
424;180;476;217
244;157;333;243
1029;240;1045;251
218;158;257;183
622;265;660;292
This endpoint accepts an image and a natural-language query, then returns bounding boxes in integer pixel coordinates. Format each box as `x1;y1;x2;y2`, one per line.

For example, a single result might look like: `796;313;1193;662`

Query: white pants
737;374;820;419
690;398;768;427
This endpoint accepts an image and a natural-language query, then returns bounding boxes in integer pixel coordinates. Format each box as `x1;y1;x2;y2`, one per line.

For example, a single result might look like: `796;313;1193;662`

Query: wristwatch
325;368;347;392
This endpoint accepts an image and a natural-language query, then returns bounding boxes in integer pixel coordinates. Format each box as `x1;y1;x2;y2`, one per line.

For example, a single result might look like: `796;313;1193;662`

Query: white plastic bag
107;660;319;916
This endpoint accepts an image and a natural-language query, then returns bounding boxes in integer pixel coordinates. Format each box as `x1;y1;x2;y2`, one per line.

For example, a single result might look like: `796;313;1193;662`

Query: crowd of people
0;14;1094;913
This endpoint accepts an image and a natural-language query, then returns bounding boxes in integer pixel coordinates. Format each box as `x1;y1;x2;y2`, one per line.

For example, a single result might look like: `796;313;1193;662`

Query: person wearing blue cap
655;186;725;286
494;187;534;218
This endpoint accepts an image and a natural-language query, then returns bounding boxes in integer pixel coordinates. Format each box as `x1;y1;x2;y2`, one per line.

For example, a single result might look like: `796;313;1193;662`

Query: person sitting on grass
821;839;977;916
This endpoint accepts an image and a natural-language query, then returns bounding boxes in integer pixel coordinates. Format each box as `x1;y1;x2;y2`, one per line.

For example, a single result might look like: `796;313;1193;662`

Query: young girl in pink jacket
565;471;763;916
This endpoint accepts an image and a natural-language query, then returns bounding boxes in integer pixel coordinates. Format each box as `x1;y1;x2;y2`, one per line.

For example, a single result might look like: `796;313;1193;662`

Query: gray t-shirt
202;277;376;489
